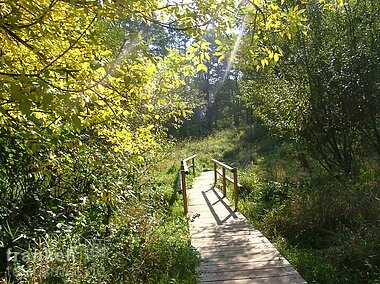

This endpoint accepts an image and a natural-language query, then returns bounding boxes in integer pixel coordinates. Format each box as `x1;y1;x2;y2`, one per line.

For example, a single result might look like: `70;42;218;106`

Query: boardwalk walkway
187;171;306;284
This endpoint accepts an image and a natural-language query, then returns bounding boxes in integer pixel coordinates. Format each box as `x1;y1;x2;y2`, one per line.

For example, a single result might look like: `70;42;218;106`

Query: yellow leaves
260;58;269;68
235;0;308;72
100;49;112;57
265;47;282;63
196;63;208;73
215;38;229;63
266;48;274;59
146;104;154;112
145;64;157;75
217;54;226;63
318;0;345;8
157;99;167;106
186;39;211;73
273;53;280;62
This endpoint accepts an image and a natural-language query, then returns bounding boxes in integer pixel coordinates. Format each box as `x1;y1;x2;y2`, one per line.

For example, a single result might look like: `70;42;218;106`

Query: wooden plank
191;228;257;237
195;243;274;254
191;226;258;235
189;212;248;222
182;154;197;173
198;259;292;272
191;238;270;250
183;154;197;163
227;177;243;188
200;274;306;284
192;238;270;249
200;266;300;282
200;249;282;262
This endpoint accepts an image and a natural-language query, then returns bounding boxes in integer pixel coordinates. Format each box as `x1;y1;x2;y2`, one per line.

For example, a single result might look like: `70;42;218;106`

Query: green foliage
1;1;216;282
174;128;380;283
10;217;198;283
241;0;380;177
2;145;200;283
238;137;380;283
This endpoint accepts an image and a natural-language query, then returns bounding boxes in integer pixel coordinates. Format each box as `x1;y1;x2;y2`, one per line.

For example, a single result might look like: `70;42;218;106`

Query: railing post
214;162;217;185
180;155;196;214
222;167;226;197
178;170;182;193
233;168;238;210
181;170;188;214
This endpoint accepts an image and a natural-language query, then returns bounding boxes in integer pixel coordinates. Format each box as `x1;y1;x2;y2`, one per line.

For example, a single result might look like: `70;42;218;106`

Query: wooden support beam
181;170;188;214
222;167;226;196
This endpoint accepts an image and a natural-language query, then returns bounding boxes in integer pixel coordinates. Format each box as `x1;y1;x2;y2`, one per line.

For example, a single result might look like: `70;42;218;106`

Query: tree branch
8;0;59;29
0;23;46;60
39;14;97;73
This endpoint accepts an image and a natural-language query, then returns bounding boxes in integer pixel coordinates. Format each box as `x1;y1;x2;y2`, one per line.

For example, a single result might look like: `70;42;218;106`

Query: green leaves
10;82;20;95
242;0;380;177
71;114;82;132
41;93;53;110
19;100;32;116
90;60;103;70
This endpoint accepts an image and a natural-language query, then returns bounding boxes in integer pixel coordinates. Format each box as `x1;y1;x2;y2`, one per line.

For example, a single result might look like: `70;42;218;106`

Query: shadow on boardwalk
188;171;306;284
201;188;237;225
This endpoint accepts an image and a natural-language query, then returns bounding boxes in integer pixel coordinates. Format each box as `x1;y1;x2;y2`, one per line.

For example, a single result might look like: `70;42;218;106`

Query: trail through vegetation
175;129;380;283
1;0;379;283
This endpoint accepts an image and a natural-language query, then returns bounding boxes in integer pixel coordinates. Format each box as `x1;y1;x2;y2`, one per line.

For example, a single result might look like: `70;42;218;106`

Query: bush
234;132;380;283
6;206;199;283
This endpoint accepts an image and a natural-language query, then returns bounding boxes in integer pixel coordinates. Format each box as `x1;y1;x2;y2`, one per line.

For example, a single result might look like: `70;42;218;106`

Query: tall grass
2;143;200;283
172;127;380;284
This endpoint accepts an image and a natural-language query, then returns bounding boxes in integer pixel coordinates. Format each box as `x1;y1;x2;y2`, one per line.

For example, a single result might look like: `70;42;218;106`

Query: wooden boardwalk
188;171;306;284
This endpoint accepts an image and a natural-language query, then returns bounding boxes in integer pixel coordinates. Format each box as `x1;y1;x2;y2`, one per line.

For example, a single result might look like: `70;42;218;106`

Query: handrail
182;154;197;174
212;159;242;210
179;154;197;214
211;159;234;171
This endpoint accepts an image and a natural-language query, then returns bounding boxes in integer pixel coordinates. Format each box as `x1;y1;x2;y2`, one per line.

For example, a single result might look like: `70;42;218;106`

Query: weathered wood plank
200;251;283;265
200;266;300;282
188;171;306;284
198;259;292;272
200;274;306;284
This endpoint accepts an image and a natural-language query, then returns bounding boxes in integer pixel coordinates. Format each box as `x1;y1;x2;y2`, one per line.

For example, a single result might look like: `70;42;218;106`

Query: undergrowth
174;127;380;284
1;143;200;283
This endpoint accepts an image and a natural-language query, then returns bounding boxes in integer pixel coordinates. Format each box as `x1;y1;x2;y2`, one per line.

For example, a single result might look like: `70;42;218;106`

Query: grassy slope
171;127;380;284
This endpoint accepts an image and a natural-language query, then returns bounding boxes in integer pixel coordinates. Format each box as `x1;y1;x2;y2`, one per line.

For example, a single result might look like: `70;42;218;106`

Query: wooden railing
212;159;242;210
179;154;197;214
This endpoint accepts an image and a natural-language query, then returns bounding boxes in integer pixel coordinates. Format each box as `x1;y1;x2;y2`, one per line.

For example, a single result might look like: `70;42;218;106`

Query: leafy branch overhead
1;1;204;151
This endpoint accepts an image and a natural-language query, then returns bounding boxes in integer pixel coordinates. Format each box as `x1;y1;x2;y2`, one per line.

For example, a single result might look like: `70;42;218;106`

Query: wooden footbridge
179;155;306;283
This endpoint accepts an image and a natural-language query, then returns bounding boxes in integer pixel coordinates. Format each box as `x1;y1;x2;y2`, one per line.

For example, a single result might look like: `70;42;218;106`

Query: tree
241;0;380;177
0;1;226;278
